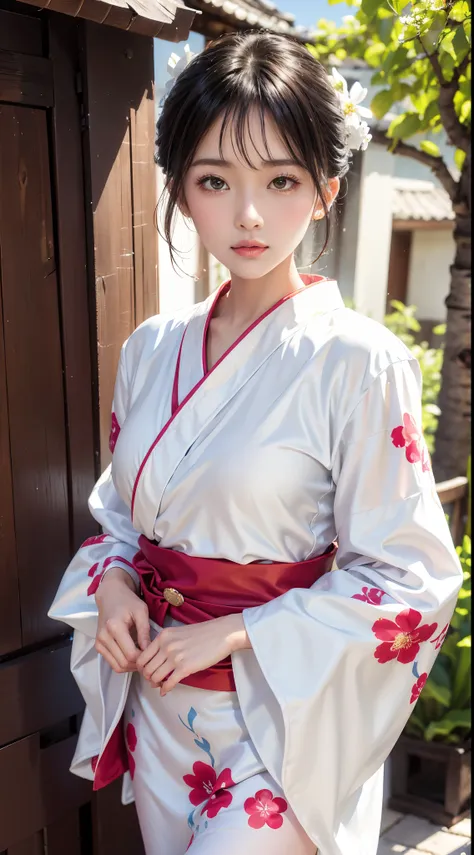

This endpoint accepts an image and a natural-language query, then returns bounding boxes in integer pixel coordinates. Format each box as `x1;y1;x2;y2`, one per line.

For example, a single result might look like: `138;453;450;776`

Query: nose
234;197;264;231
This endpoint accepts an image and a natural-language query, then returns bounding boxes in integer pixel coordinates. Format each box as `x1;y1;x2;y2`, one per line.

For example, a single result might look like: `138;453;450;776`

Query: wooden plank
44;811;81;855
0;105;70;647
0;268;21;657
7;833;44;855
0;732;90;851
83;23;151;466
93;778;145;855
0;642;83;747
0;50;53;107
435;476;469;505
48;15;98;546
0;10;43;55
129;49;158;326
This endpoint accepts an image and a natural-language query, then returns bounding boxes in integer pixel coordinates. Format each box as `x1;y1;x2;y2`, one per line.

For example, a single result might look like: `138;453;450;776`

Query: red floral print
82;534;109;548
372;609;437;664
186;834;194;851
431;622;449;650
109;412;120;454
88;562;100;578
126;722;137;780
410;673;428;704
352;586;386;605
244;789;288;830
183;762;234;818
87;571;104;597
391;413;424;464
421;446;432;473
91;755;99;773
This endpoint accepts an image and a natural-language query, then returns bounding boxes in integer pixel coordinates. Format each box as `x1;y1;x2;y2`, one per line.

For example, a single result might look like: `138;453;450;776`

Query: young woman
49;31;462;855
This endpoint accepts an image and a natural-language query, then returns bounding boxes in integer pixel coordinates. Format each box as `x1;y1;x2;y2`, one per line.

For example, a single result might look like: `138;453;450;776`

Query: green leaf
457;635;471;647
455;148;467;170
421;676;452;708
453;22;470;61
361;0;382;19
420;140;441;157
440;28;457;61
449;0;470;22
424;710;471;741
432;323;446;335
464;17;471;40
371;89;395;119
460;99;471;122
365;41;386;66
387;112;422;139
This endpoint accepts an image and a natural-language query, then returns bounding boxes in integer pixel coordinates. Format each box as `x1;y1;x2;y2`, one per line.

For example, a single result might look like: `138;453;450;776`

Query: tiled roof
189;0;316;40
392;178;454;222
17;0;197;38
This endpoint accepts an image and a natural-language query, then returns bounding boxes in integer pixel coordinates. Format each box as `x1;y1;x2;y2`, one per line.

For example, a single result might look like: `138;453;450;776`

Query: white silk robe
49;276;462;855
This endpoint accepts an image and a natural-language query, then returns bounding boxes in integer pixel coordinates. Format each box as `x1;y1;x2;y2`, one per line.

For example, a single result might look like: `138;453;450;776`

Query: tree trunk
432;155;471;482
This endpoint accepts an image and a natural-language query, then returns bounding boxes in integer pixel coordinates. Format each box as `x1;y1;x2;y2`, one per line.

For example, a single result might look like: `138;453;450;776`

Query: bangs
155;31;349;270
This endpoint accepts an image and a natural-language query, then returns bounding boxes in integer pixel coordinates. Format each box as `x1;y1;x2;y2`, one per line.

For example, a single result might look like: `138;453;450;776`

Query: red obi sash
133;535;337;692
92;539;336;791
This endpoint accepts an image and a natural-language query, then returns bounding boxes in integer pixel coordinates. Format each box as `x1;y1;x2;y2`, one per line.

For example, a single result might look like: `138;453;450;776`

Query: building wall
406;228;455;322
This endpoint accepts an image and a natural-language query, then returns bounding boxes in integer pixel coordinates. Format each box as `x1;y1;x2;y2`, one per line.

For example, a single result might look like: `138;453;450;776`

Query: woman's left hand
135;614;251;695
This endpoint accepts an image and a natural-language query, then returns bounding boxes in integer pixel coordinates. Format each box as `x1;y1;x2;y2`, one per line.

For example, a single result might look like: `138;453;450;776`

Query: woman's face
182;109;339;280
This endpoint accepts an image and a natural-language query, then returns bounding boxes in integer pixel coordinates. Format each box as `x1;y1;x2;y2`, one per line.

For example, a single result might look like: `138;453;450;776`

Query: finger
134;607;151;651
136;636;161;669
105;635;137;671
95;641;127;674
108;621;140;664
160;670;183;695
150;660;177;687
143;653;168;682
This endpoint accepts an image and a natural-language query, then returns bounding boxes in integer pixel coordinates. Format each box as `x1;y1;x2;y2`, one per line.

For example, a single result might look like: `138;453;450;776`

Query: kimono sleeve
234;357;462;855
48;341;140;635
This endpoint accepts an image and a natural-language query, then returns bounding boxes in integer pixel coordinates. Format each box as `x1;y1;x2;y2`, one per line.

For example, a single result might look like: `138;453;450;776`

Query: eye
270;175;301;191
197;175;228;192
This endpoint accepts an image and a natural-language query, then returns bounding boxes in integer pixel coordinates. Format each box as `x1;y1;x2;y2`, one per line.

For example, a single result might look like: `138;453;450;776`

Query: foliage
384;300;445;453
404;532;471;743
307;0;470;198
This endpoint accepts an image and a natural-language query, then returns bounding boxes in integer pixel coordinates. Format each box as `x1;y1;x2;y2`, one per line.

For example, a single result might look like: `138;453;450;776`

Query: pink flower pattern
126;722;137;780
81;534;109;548
372;609;437;664
87;571;104;597
183;762;234;818
109;412;121;454
431;622;450;650
391;412;431;472
352;586;386;605
410;673;428;704
244;789;288;830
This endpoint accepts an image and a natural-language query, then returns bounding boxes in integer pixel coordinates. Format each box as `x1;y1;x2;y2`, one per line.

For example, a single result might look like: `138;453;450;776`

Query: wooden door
0;7;144;852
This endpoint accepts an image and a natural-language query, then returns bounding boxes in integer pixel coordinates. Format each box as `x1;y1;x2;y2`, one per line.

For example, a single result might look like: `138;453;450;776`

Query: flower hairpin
329;67;373;151
157;43;196;105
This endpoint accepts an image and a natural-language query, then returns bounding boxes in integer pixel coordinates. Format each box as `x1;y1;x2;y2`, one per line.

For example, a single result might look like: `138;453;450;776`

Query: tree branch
418;32;471;154
371;128;458;200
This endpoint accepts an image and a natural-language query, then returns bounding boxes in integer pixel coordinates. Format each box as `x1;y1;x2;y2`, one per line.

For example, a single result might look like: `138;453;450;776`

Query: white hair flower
329;68;373;151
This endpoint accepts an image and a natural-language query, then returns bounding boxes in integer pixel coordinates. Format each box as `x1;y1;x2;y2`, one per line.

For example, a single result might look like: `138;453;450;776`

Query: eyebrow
190;157;300;169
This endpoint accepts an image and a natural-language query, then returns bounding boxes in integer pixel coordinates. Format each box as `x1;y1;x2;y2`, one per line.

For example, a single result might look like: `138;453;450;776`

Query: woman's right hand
95;567;151;673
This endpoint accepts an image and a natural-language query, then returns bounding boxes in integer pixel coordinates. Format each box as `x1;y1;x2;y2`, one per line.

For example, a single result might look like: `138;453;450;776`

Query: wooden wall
0;5;157;851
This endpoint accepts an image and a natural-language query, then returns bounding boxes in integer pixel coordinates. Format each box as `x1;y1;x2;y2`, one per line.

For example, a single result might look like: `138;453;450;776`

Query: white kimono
49;276;462;855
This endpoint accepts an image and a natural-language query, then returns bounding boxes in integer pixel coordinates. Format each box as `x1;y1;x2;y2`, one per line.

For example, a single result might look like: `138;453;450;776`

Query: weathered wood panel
0;272;21;656
83;22;158;467
0;50;53;106
0;9;43;55
49;14;98;541
0;104;70;647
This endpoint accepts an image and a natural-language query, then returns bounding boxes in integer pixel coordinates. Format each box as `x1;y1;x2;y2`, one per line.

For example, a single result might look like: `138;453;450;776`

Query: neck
215;255;304;327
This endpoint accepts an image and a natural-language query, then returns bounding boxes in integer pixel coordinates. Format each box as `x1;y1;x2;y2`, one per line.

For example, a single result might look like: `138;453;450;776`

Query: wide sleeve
48;341;140;634
233;357;463;854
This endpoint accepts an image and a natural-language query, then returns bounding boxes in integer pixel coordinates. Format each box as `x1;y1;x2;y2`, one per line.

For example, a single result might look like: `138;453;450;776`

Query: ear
312;177;340;219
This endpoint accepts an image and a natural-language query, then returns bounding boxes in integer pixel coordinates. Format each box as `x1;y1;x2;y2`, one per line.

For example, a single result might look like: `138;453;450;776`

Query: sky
287;0;351;29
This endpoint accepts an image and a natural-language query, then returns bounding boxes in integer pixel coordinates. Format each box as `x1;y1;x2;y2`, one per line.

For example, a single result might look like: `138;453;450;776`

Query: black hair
155;30;350;269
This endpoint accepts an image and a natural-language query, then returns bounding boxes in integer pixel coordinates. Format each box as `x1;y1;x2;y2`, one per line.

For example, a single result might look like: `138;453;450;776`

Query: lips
231;241;268;258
